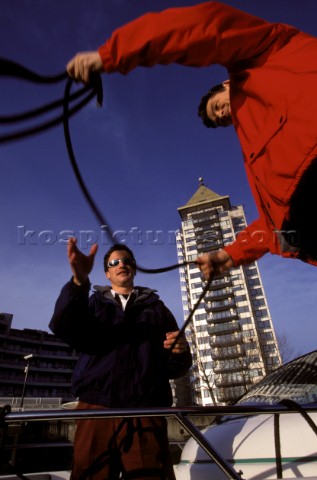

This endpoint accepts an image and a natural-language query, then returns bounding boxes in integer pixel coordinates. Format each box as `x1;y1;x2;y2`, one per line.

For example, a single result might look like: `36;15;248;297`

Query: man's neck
112;286;134;295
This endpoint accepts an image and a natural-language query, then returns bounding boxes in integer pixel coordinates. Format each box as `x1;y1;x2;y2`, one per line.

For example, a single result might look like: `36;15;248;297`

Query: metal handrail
2;404;317;480
4;403;317;422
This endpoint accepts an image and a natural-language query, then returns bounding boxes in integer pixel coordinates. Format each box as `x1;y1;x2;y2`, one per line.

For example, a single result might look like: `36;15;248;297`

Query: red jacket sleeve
224;216;271;266
98;1;296;74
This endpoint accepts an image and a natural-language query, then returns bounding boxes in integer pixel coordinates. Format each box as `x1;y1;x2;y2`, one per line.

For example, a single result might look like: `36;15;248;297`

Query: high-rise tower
176;179;281;405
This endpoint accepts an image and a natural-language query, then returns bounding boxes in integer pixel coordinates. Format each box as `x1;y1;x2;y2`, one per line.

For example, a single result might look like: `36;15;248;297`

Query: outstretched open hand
67;237;98;285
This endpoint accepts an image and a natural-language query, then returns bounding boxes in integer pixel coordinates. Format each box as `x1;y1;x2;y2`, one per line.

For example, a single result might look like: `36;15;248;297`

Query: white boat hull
174;412;317;479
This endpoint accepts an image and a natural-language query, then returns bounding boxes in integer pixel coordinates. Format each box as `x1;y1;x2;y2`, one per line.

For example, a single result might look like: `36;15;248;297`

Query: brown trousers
70;402;176;480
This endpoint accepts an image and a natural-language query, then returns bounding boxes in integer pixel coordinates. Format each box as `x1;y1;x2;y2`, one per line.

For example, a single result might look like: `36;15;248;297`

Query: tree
276;331;300;364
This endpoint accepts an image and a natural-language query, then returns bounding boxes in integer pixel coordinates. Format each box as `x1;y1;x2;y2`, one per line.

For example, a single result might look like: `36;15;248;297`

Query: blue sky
0;0;316;357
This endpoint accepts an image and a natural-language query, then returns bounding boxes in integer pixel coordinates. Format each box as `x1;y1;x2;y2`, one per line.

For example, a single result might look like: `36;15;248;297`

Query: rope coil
0;58;212;351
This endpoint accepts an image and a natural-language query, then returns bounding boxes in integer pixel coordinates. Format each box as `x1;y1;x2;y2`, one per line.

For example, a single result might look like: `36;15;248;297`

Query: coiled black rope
59;75;190;276
0;57;190;274
63;77;188;273
62;76;213;346
0;58;213;345
0;58;100;144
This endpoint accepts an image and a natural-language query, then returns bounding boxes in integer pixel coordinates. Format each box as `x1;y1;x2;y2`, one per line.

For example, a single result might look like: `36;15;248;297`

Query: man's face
105;250;136;289
206;82;232;128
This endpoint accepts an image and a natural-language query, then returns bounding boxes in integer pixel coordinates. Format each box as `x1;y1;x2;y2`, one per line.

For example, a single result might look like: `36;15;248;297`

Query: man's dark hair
198;83;226;128
103;244;136;272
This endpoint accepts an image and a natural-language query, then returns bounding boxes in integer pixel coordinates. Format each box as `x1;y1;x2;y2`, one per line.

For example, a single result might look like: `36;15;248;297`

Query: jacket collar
93;284;158;303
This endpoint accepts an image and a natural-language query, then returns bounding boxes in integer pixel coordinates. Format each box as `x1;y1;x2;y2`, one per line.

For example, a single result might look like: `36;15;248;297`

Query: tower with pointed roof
176;179;281;405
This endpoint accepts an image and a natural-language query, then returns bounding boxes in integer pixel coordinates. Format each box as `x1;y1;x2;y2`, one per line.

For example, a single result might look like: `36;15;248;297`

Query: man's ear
222;79;230;88
105;271;110;280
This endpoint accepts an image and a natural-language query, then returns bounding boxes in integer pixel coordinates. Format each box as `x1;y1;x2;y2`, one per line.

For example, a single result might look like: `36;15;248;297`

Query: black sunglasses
107;258;135;268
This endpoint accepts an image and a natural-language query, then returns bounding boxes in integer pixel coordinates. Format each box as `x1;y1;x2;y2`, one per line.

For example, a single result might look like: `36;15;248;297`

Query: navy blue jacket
49;280;192;407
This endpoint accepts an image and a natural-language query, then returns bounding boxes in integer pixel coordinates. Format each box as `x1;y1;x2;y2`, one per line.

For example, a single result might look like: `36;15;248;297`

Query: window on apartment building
190;271;202;279
250;287;263;296
264;344;277;353
248;278;260;286
237;305;249;313
252;298;266;307
235;294;247;302
267;356;280;365
260;332;274;340
257;320;272;330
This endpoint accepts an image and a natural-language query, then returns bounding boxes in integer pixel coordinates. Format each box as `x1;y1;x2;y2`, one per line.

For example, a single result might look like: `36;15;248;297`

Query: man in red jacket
66;1;317;279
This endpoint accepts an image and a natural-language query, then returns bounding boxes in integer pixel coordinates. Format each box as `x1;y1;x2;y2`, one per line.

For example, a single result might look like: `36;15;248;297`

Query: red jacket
97;1;317;267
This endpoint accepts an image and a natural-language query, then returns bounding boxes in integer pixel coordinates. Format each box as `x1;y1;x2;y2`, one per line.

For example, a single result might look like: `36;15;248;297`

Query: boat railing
1;403;317;480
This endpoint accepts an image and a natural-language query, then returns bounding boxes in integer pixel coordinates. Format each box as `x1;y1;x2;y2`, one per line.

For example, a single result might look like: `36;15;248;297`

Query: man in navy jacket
50;238;191;480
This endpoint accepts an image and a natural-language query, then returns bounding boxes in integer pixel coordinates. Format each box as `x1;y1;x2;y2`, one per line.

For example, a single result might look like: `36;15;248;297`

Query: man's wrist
72;276;90;287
